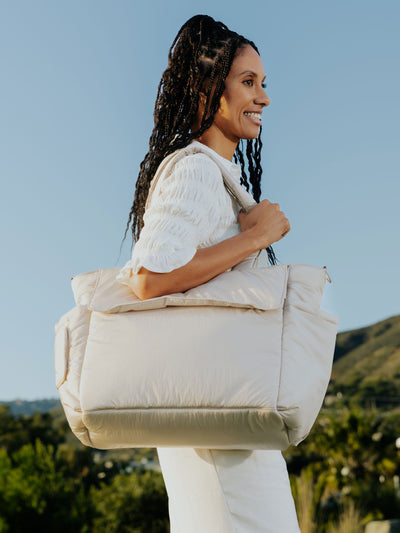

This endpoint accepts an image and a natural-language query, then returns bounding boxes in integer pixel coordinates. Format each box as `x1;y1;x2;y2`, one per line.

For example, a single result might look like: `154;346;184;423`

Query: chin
240;132;261;140
238;125;262;140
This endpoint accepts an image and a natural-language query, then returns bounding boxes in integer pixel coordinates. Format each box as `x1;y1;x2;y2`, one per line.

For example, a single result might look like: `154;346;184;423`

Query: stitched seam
276;265;288;402
76;308;93;446
83;406;279;413
277;306;285;407
276;268;291;441
77;309;92;398
89;269;102;309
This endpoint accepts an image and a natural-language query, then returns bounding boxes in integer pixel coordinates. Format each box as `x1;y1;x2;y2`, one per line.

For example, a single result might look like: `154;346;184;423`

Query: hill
329;313;400;406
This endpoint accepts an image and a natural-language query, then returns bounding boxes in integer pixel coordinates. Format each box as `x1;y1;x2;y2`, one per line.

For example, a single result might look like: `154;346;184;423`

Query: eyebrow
238;70;266;81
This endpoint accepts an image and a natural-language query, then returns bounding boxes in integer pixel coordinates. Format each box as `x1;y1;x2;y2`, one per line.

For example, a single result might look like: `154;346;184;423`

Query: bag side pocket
278;303;338;446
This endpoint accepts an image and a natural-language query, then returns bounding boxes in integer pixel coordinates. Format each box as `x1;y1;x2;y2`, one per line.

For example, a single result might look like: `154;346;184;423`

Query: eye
243;79;267;89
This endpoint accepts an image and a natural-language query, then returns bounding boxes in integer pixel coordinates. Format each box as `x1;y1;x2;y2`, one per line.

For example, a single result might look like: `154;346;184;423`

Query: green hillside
329;313;400;406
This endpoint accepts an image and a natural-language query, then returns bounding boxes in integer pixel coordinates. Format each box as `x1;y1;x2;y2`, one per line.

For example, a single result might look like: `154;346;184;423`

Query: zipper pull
323;266;332;283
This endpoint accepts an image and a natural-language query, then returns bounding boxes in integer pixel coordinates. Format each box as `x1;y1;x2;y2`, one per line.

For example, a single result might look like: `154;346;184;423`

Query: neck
193;128;238;162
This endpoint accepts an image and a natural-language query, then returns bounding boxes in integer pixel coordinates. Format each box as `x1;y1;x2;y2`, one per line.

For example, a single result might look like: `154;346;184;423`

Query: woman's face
208;45;270;143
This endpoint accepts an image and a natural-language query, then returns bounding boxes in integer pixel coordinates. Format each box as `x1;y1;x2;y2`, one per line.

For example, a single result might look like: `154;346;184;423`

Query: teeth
244;112;261;121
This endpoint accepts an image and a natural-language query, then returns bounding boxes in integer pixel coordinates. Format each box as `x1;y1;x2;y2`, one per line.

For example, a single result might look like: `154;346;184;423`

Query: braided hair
123;14;276;264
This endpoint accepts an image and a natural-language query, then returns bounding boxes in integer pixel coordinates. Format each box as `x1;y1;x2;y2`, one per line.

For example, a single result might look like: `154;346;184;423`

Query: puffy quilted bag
55;144;338;450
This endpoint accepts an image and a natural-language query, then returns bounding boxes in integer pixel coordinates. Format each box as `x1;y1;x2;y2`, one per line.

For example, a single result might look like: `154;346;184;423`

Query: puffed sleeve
117;153;225;284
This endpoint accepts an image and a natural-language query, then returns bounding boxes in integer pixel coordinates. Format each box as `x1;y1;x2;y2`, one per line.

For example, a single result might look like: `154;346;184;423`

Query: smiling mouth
244;112;262;123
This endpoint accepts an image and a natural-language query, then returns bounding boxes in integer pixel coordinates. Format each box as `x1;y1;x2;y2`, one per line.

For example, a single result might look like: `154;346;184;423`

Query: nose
255;87;270;107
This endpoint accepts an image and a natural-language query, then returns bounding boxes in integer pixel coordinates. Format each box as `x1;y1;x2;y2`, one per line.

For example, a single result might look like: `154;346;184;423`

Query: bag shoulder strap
145;142;257;212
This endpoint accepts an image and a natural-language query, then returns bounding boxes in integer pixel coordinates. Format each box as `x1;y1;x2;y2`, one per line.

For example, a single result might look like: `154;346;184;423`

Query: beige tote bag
55;143;338;450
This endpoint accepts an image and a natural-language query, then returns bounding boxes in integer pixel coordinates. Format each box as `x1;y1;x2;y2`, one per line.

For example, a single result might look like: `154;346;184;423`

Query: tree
91;469;169;533
0;440;94;532
0;405;64;455
285;407;400;532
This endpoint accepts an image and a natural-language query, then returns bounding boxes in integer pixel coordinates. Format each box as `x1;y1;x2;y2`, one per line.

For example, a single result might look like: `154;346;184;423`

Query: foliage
0;440;94;532
0;404;65;455
2;402;399;531
292;470;316;533
326;500;363;533
285;406;400;532
91;470;168;533
0;405;168;532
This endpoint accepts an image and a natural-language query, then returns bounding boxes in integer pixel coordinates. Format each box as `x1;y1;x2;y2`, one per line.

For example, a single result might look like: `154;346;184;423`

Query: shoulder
151;150;224;199
161;151;223;194
174;151;221;177
149;151;227;212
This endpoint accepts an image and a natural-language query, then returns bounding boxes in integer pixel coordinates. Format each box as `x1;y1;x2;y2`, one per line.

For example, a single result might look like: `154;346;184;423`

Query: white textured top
117;140;243;284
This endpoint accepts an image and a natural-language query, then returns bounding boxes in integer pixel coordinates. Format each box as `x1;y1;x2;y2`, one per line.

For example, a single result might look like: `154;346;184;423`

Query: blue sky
1;0;399;400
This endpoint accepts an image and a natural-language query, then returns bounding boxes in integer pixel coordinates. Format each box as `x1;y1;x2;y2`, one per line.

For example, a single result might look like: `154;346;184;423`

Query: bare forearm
128;228;264;300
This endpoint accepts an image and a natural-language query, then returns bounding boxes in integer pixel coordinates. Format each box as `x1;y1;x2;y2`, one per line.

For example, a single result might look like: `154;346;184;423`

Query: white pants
157;448;300;533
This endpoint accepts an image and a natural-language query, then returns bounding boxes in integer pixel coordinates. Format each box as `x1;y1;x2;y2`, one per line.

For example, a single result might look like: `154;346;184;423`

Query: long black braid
122;14;276;265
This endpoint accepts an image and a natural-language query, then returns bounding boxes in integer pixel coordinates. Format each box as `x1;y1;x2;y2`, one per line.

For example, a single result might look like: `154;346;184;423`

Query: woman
118;14;300;532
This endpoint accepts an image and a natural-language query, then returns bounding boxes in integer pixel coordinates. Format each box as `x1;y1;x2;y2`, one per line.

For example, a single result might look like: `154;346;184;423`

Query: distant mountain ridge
0;398;61;416
2;314;400;414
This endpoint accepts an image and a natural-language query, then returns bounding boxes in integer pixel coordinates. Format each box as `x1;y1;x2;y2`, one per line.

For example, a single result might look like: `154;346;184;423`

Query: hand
237;199;290;249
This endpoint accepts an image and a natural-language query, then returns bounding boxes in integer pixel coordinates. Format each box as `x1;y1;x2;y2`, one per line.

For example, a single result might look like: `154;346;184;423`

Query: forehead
229;45;265;78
